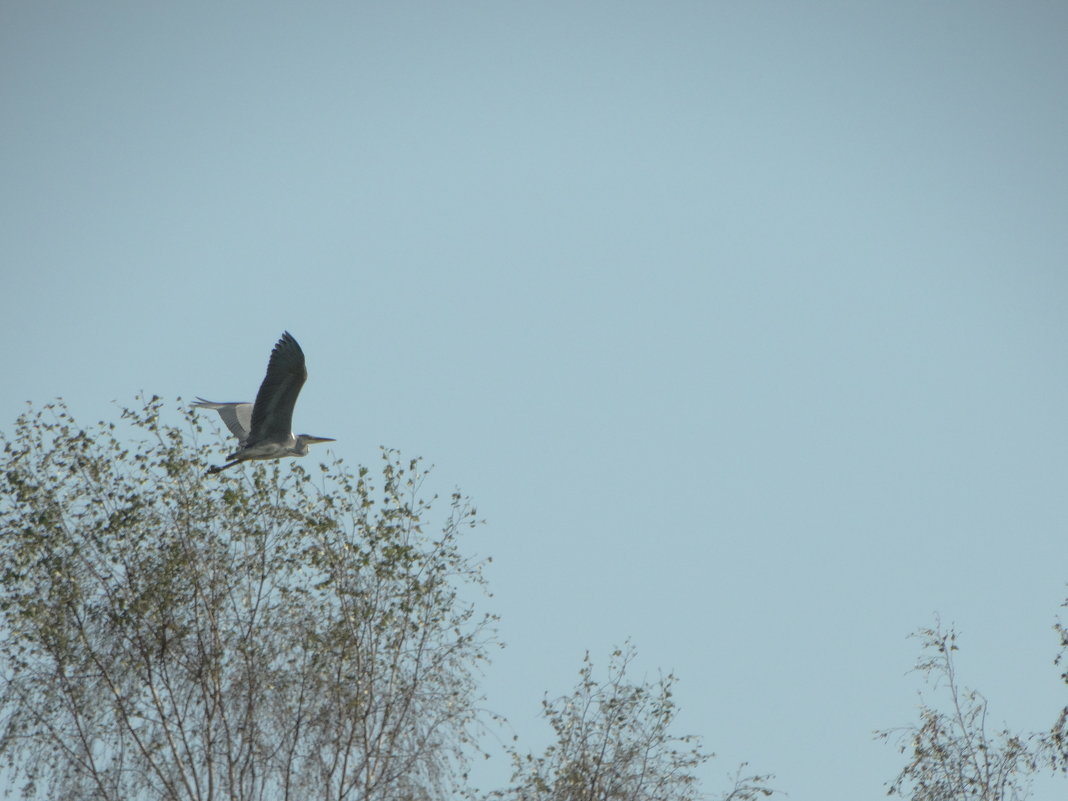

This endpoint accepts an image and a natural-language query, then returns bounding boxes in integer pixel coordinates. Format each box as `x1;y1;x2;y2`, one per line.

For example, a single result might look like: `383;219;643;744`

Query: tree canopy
0;398;491;801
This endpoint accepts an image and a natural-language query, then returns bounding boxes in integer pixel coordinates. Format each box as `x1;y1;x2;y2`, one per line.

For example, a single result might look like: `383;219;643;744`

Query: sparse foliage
1045;600;1068;774
877;624;1037;801
0;397;493;801
500;645;776;801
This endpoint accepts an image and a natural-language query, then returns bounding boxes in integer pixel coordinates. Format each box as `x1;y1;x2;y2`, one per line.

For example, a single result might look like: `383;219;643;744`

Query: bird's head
294;434;336;455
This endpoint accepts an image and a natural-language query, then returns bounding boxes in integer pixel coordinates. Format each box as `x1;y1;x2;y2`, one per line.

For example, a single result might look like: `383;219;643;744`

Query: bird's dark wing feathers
247;332;308;445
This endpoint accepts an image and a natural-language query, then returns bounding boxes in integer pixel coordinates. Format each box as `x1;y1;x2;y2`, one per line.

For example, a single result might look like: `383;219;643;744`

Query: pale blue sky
3;2;1068;798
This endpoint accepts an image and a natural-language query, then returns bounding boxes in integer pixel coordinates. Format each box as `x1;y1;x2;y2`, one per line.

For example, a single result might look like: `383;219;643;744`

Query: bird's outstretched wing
192;399;254;443
247;331;307;445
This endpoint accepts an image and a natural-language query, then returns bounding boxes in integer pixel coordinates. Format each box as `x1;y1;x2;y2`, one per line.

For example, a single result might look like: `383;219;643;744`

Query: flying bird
193;332;334;474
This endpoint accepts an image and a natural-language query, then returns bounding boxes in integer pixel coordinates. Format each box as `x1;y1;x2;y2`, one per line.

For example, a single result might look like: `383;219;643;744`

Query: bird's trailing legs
206;460;242;475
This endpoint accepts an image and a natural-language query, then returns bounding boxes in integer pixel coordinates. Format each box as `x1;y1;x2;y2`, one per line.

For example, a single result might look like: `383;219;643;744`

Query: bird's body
193;332;334;474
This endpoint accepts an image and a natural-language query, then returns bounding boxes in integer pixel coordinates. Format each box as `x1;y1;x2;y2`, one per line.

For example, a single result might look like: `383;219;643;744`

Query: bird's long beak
305;435;335;443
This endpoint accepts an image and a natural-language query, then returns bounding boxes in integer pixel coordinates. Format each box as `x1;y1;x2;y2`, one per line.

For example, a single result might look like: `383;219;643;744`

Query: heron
193;332;334;474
